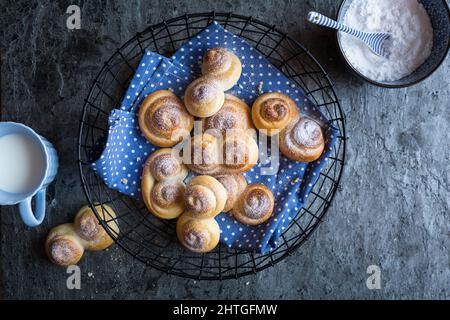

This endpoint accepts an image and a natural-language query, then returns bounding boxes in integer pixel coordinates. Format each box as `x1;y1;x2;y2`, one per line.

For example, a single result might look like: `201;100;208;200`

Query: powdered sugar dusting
150;100;181;133
190;78;220;103
77;213;101;241
340;0;433;81
243;189;271;219
184;223;209;249
292;118;322;148
50;238;79;265
185;185;214;214
203;48;232;73
151;182;183;207
205;108;239;134
150;154;179;180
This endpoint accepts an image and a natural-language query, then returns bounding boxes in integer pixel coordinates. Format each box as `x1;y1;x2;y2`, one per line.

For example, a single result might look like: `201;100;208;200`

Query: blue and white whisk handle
307;11;361;38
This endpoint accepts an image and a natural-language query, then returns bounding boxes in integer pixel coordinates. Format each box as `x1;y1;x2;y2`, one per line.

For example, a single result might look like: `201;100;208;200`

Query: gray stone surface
0;0;449;300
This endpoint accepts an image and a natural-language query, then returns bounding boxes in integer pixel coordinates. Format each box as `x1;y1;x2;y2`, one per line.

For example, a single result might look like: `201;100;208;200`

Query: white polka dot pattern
90;21;339;254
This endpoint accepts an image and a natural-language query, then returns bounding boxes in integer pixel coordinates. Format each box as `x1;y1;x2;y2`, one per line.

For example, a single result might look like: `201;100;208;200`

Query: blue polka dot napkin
91;21;339;254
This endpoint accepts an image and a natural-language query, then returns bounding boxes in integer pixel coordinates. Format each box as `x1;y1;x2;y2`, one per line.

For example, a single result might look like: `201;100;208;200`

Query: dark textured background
0;0;449;299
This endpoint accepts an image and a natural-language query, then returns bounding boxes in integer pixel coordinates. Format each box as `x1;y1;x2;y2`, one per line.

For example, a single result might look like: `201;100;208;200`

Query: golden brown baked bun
143;148;188;182
184;133;259;176
252;92;299;136
201;94;253;136
147;181;186;220
232;184;275;225
73;204;119;251
216;174;248;212
45;223;84;267
45;204;119;267
184;77;225;118
184;175;227;219
279;116;325;162
176;214;220;253
201;48;242;91
138;90;193;147
185;133;220;176
222;132;259;174
142;148;188;219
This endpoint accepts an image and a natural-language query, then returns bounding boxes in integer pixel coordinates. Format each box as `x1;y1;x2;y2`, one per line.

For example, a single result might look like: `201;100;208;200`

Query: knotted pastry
45;224;84;267
147;181;186;220
142;148;188;219
176;175;225;253
252;92;299;136
216;174;248;212
185;47;242;118
176;214;220;253
279;116;325;162
184;175;227;219
222;132;259;173
73;205;119;251
201;94;254;136
201;48;242;91
184;77;225;118
185;132;259;176
138;90;193;147
45;204;119;267
144;148;188;182
186;133;220;176
232;184;275;225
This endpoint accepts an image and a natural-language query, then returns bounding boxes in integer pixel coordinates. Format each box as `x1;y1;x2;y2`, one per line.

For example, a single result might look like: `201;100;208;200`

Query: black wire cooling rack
78;12;346;280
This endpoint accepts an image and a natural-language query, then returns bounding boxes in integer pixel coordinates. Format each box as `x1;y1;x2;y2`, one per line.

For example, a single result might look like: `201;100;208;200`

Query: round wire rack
78;12;346;280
